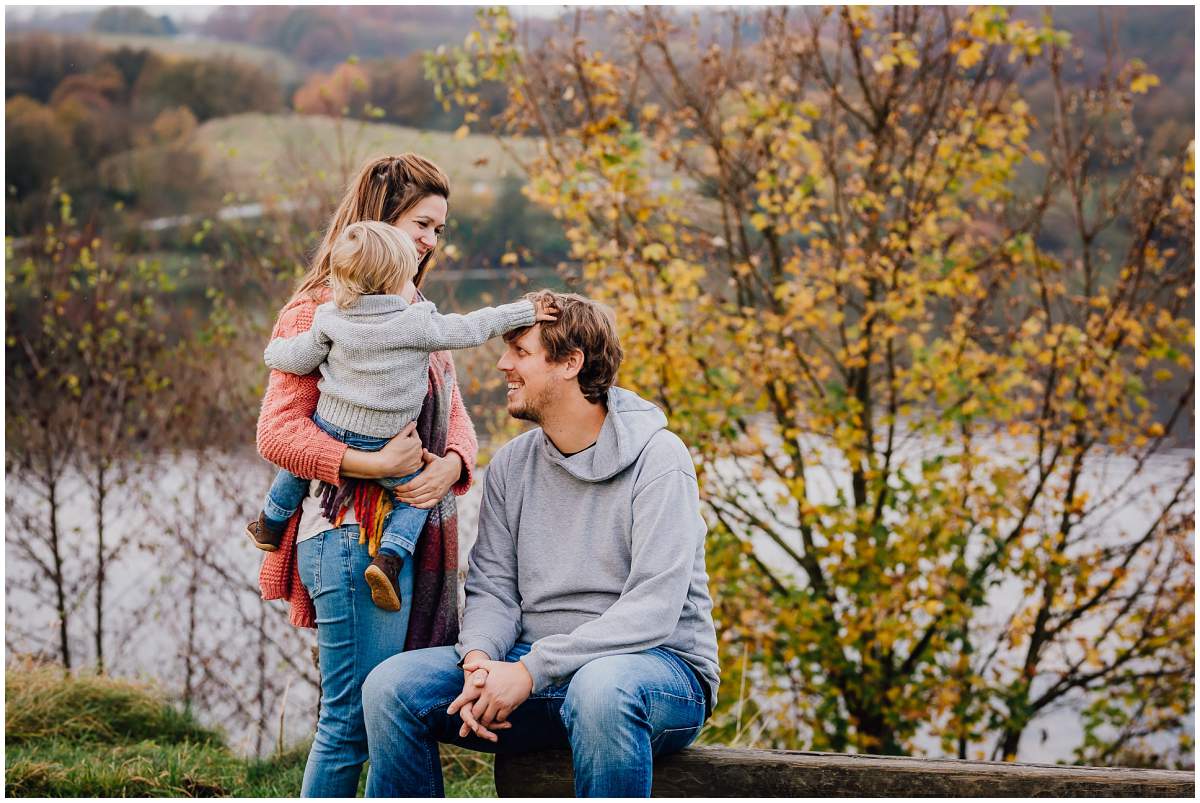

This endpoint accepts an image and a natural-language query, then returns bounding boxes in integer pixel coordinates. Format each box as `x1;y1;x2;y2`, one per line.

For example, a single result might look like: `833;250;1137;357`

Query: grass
5;660;496;797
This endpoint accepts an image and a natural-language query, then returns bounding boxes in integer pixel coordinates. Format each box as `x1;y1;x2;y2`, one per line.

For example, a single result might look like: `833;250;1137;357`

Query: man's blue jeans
361;643;708;797
297;525;415;797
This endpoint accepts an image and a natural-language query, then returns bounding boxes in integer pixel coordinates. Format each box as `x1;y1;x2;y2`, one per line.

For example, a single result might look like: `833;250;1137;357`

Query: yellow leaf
1130;72;1160;94
642;243;668;262
453;125;469;140
957;41;984;69
750;213;769;231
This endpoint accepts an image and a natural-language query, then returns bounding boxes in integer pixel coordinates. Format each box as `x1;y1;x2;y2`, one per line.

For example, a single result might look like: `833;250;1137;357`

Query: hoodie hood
541;387;667;482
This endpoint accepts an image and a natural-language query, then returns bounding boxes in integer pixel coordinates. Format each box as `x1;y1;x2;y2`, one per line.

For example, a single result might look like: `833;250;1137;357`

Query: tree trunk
94;460;107;673
48;475;71;670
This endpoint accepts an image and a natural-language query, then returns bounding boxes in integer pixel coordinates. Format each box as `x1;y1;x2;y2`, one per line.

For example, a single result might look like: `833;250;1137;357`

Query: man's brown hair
505;291;623;404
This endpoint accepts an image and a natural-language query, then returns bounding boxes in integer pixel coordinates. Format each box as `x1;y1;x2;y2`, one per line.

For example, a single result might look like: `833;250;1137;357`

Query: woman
256;154;477;797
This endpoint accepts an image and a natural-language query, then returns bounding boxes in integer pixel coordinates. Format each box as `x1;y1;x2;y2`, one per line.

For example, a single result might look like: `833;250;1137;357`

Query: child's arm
409;298;548;351
264;305;334;375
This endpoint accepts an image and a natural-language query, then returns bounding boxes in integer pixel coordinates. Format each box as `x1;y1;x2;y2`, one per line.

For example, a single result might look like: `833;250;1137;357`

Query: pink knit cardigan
256;288;478;627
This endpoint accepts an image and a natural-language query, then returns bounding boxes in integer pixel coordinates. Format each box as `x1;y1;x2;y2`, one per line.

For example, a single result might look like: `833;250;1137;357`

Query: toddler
247;220;555;611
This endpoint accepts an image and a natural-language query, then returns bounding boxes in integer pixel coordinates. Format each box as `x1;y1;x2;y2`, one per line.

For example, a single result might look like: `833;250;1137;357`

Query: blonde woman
255;155;478;796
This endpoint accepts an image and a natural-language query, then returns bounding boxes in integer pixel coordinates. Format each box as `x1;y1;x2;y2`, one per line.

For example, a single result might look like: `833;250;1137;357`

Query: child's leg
262;468;311;530
364;476;430;611
376;469;431;558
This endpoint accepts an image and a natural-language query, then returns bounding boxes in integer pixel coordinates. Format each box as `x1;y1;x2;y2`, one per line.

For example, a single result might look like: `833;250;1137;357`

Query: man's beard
508;384;556;425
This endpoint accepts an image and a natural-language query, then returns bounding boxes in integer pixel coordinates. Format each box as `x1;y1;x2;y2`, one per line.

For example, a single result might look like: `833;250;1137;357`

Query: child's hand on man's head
531;291;558;323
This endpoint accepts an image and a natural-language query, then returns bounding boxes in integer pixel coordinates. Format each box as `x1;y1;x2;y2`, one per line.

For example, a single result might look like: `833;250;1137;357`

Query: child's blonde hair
329;221;419;308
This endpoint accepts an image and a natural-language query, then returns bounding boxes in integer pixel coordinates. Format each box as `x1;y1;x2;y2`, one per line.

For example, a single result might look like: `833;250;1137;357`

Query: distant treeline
4;33;502;236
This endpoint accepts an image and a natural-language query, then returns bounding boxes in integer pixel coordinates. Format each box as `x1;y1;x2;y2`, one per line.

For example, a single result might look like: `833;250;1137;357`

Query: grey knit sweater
264;295;535;438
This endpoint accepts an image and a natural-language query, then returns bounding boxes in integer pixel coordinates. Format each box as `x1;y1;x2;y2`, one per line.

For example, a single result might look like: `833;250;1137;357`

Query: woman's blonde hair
329;222;419;308
295;153;450;302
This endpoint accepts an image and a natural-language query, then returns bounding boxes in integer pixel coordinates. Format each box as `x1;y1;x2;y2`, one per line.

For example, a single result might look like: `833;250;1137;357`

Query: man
361;291;720;797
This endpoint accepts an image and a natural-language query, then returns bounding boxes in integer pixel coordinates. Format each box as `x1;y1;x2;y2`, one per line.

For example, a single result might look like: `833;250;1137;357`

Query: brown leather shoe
364;552;404;612
246;514;283;552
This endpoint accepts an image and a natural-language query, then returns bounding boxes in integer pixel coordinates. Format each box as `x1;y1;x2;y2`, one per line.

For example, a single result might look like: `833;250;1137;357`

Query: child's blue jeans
261;413;430;557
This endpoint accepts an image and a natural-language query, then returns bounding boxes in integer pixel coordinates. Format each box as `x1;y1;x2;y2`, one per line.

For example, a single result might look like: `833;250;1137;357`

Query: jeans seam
415;695;463;721
391;690;443;797
312;531;324;595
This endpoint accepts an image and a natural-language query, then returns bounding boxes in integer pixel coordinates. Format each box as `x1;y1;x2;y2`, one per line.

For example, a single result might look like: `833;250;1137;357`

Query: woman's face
392;194;448;264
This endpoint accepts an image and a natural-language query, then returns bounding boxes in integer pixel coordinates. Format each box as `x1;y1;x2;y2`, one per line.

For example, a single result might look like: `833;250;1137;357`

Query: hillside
195;112;538;199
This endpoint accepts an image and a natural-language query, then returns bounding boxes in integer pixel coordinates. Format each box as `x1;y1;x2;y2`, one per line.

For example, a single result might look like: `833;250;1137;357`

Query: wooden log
494;746;1195;797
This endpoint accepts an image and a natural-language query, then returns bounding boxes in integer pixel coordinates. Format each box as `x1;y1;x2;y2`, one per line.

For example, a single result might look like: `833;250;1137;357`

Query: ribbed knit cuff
519;647;554;693
456;635;503;663
506;299;537;330
315;396;416;440
312;439;348;486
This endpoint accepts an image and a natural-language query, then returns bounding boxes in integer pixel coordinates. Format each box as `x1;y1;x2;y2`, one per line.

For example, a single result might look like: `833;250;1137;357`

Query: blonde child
247;221;555;610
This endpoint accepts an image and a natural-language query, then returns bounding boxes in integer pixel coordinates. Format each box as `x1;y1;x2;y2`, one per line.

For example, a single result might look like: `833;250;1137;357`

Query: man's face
497;326;561;424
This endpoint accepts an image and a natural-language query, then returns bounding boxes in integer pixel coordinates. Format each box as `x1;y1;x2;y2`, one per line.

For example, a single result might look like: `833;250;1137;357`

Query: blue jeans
262;412;430;555
361;643;707;797
297;525;416;797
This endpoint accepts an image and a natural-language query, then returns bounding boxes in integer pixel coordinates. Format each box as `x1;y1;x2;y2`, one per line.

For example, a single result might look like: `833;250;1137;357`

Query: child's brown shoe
246;514;283;552
364;553;404;612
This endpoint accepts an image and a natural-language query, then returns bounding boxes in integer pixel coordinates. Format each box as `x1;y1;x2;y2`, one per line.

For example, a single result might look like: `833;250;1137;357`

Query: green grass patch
4;660;496;797
195;112;537;199
5;662;218;748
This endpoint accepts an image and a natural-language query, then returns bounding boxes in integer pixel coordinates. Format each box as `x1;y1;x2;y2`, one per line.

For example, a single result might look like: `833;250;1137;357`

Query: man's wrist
458;649;490;671
516;658;534;695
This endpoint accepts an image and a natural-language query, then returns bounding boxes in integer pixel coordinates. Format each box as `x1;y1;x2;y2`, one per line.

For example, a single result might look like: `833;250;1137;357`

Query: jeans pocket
650;723;701;756
297;533;324;596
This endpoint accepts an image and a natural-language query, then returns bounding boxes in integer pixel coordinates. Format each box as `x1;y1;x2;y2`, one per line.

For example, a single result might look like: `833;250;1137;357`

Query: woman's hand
340;422;423;479
393;449;463;509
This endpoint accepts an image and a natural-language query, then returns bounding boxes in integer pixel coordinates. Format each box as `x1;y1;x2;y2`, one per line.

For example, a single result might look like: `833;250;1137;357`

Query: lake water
4;440;1192;763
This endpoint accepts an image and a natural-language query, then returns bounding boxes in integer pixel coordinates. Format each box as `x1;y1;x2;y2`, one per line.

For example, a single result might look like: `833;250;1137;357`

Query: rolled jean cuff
263;496;296;524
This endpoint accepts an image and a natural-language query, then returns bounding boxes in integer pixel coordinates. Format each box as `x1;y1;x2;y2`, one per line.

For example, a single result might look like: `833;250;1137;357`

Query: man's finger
459;705;497;742
447;694;467;715
447;688;479;715
482;697;504;726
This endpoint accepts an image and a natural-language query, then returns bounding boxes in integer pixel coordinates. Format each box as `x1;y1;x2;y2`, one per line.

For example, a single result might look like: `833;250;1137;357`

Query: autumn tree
5;194;179;672
430;6;1194;765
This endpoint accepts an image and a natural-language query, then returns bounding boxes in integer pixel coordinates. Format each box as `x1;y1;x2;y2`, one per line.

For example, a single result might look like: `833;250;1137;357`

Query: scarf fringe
322;480;393;558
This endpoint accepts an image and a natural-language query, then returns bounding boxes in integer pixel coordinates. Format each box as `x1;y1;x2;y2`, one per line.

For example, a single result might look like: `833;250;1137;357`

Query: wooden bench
495;746;1195;797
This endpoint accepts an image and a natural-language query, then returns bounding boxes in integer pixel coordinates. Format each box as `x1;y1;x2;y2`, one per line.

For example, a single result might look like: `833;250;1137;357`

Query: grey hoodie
456;387;720;710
